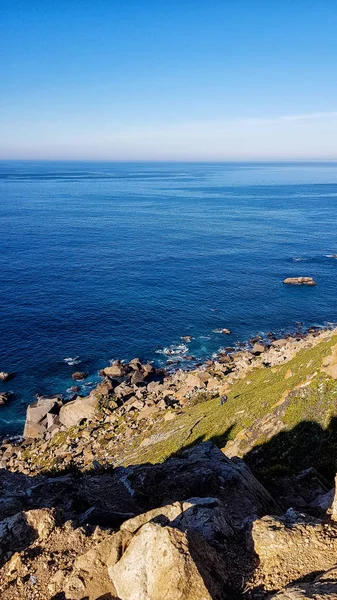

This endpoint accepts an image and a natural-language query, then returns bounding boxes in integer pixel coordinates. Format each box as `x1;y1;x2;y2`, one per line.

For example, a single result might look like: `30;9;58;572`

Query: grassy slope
22;332;337;481
119;333;337;480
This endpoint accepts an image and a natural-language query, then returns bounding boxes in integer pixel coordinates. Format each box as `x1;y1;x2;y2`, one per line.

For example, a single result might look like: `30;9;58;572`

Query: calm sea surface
0;161;337;437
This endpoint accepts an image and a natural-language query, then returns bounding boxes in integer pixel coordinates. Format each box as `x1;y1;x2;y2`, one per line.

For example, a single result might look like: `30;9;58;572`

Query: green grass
20;333;337;481
119;334;337;471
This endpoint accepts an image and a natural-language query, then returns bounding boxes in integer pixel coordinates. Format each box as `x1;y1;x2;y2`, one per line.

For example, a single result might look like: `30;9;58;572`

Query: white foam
155;343;188;357
64;356;81;366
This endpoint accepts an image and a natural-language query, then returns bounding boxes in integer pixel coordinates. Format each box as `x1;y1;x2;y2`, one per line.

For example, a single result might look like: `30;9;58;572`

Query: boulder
0;392;12;405
115;442;277;528
103;361;127;378
93;378;117;397
121;497;233;546
109;521;228;600
272;338;288;348
252;343;267;355
131;371;146;385
270;568;337;599
251;510;337;590
0;372;14;382
137;405;158;421
0;508;56;563
128;358;142;371
59;396;98;428
283;277;316;285
23;398;61;439
114;383;134;399
71;371;88;381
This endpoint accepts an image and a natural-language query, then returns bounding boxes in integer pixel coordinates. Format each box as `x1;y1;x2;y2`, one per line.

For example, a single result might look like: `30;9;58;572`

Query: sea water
0;161;337;437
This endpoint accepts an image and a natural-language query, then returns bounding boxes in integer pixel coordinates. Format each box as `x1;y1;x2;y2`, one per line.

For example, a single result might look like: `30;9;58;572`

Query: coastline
1;321;336;475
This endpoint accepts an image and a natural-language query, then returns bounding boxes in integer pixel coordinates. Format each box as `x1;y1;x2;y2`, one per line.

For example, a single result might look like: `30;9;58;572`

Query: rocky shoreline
1;324;337;598
0;323;334;475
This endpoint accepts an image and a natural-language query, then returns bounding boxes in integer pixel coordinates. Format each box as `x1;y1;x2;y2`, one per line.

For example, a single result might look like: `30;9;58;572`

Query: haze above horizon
1;1;337;161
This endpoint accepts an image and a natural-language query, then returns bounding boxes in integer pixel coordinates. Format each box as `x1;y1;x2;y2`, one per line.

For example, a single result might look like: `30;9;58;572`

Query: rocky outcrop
71;371;88;381
283;277;316;285
1;440;337;598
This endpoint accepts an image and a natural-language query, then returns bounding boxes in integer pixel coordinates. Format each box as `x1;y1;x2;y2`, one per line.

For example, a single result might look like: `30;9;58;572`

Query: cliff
1;327;337;598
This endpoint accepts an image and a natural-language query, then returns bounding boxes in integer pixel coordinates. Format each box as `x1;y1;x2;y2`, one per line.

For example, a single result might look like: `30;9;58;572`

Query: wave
155;343;189;357
64;356;81;366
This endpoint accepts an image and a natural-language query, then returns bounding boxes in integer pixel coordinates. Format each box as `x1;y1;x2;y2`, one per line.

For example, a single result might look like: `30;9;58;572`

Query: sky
1;0;337;161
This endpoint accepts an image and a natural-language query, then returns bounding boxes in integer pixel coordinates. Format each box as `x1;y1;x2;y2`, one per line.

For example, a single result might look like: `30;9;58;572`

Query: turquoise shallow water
0;161;337;437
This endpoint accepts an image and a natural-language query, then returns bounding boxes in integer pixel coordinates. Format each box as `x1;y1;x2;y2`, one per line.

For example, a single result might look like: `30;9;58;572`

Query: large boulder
59;396;98;428
121;496;233;546
108;521;228;600
103;361;127;378
251;510;337;591
23;398;61;439
114;442;277;528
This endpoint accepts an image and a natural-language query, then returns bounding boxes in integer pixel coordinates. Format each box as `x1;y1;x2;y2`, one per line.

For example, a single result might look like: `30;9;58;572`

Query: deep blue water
0;161;337;437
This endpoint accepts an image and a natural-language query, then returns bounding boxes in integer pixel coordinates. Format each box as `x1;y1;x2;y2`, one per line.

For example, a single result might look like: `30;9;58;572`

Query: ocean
0;161;337;438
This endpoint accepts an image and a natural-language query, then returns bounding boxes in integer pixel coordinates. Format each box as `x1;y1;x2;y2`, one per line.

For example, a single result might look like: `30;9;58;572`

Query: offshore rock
283;277;316;285
0;372;14;382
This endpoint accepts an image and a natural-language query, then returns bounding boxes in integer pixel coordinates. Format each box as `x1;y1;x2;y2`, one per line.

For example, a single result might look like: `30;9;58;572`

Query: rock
114;383;134;399
142;363;154;376
123;397;144;412
109;521;228;600
0;392;12;405
103;361;127;378
137;405;158;421
23;398;61;439
0;372;14;382
252;343;267;355
116;442;276;528
131;371;146;385
128;358;142;371
64;536;122;600
72;371;88;381
283;277;316;285
0;508;56;561
251;510;337;590
121;496;233;546
59;395;98;428
331;475;337;520
213;328;231;334
182;336;193;342
93;378;118;397
270;568;337;599
271;338;288;348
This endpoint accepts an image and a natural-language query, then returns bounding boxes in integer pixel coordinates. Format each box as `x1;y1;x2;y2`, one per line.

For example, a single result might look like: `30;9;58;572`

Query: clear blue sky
1;0;337;160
